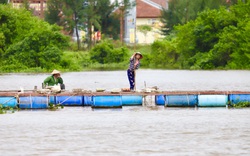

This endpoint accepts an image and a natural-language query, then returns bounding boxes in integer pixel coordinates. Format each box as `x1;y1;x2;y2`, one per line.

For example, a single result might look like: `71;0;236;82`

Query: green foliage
212;21;250;69
101;14;120;40
137;25;152;43
96;0;119;40
0;104;19;114
137;25;152;35
174;1;250;69
151;39;179;68
45;0;63;25
45;0;135;48
0;5;69;72
231;101;250;108
5;30;65;69
60;51;90;71
0;0;7;4
84;0;102;48
48;103;64;111
161;0;232;35
90;41;129;64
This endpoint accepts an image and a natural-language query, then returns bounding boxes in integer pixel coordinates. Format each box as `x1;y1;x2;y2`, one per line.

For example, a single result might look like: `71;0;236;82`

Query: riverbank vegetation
0;1;249;72
0;5;69;72
0;104;19;114
157;1;250;69
48;103;64;111
230;101;250;108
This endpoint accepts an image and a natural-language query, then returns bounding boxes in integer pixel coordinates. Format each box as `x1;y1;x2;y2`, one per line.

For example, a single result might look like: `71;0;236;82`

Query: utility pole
120;8;124;44
40;0;45;18
185;0;189;23
124;0;136;44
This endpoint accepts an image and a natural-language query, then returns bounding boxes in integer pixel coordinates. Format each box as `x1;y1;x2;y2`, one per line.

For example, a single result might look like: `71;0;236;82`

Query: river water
0;70;250;156
1;70;250;91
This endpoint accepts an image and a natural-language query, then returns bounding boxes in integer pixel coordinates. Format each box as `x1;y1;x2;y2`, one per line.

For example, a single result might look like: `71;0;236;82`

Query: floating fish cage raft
0;91;250;109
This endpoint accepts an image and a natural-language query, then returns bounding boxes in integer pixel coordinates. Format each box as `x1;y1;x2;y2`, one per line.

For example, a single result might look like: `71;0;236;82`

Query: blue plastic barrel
0;97;17;108
122;95;142;106
198;95;228;107
93;96;122;108
55;96;83;106
165;95;198;107
229;94;250;104
83;96;93;106
19;96;48;109
155;95;165;105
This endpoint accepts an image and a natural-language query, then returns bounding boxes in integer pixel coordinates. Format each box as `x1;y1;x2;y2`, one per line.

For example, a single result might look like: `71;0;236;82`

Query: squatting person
43;69;65;89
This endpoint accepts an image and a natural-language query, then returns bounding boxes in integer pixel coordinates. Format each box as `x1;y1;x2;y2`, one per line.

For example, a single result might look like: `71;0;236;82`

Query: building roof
136;0;167;18
151;0;168;9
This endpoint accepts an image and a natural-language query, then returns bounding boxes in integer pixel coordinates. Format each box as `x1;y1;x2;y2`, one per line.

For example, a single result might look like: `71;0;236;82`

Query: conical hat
51;69;60;75
135;52;143;59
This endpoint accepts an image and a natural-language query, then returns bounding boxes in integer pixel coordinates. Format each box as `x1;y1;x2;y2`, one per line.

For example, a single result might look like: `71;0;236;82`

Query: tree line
0;0;249;71
160;0;240;35
149;0;250;69
0;5;69;71
0;2;130;72
45;0;134;50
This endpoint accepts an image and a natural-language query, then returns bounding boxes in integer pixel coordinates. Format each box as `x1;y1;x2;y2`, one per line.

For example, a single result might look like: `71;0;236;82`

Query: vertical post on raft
143;95;147;106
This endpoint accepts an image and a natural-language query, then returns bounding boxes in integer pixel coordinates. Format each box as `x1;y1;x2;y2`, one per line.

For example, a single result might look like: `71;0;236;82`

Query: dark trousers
127;69;135;90
60;84;65;90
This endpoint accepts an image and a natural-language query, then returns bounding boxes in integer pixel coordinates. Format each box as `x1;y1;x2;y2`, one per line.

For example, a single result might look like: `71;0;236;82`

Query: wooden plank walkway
1;90;250;97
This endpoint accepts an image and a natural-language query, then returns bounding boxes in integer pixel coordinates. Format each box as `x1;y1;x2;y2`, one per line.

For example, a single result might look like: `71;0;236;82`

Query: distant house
120;0;167;44
9;0;47;18
136;0;168;44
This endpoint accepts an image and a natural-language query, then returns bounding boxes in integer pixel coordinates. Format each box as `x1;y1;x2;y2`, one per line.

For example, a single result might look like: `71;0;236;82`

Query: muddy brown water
0;70;250;155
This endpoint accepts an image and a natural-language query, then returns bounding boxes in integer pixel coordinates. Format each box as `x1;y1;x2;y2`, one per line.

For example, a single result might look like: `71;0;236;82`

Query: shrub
90;41;129;64
151;40;178;68
0;5;69;72
174;2;250;69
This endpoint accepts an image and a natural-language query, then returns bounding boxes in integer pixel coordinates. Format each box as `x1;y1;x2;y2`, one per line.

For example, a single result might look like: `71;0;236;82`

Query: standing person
127;52;143;91
43;69;65;89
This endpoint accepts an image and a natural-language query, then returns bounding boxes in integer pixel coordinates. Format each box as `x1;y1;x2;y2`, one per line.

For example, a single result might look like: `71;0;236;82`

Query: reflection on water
1;70;250;155
1;70;250;91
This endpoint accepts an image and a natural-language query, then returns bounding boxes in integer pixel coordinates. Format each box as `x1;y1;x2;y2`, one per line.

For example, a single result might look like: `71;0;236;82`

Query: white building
123;0;168;44
136;0;168;44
